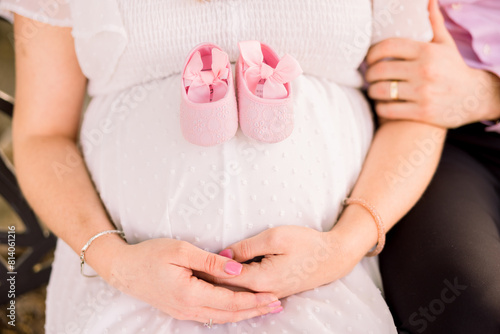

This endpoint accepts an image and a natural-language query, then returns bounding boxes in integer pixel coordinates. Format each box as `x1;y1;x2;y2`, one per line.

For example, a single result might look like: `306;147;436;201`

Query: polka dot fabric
0;0;432;332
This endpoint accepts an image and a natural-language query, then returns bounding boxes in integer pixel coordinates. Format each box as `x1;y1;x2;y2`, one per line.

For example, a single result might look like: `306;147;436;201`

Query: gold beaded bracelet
344;198;386;257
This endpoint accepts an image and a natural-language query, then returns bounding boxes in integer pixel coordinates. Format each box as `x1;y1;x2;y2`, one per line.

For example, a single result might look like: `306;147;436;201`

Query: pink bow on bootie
183;48;229;103
239;40;303;99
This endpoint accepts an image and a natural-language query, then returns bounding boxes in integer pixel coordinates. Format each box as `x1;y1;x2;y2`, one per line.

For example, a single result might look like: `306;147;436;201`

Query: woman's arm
12;14;280;323
12;14;123;276
199;120;445;298
332;121;445;263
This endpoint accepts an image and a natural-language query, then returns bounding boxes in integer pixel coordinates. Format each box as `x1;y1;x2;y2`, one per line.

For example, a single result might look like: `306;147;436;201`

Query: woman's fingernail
224;261;242;275
267;301;281;308
270;306;283;314
219;249;233;259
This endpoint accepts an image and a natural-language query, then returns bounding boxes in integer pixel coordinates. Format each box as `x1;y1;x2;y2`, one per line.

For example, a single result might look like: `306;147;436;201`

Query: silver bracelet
80;230;126;278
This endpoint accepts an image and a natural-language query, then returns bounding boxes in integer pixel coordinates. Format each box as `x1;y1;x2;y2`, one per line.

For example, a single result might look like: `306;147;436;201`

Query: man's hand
366;0;500;128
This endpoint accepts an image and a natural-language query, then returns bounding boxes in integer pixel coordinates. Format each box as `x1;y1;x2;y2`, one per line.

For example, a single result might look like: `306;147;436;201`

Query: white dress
1;0;432;333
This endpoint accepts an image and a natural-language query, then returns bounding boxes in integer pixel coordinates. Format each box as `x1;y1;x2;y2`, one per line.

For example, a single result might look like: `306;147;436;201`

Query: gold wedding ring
390;81;399;100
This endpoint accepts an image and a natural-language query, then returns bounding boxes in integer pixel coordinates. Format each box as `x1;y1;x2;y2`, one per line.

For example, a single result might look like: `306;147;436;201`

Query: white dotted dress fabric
0;0;432;332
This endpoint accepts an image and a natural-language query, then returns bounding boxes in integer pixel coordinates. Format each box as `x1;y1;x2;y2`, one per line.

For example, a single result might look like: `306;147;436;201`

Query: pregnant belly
80;74;373;251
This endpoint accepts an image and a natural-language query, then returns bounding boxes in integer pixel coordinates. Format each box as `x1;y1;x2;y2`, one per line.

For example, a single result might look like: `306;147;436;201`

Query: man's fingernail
224;261;242;275
270;306;283;314
219;249;233;259
267;301;281;308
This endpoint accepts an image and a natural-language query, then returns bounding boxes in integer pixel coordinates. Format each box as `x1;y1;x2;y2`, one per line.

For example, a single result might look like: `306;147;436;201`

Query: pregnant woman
3;0;444;332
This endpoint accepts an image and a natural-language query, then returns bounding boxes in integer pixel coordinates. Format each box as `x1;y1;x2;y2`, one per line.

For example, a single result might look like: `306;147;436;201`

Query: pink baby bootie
180;43;238;146
237;40;302;143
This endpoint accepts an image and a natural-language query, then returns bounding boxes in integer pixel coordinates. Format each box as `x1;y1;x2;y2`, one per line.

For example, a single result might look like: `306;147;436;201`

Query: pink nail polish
219;249;233;259
267;301;281;308
270;306;283;314
224;261;242;275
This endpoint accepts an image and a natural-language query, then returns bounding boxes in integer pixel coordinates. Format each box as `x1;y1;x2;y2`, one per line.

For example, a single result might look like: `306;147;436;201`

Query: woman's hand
93;238;281;325
366;0;500;128
197;226;360;299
